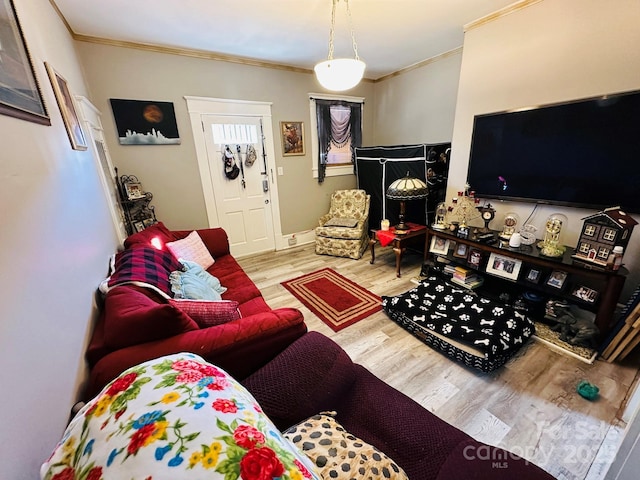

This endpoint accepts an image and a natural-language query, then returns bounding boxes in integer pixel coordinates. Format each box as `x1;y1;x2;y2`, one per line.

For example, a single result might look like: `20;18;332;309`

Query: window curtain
315;99;363;183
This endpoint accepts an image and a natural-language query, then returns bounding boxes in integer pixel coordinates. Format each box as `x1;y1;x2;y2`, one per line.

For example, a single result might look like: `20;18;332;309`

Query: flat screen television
466;89;640;213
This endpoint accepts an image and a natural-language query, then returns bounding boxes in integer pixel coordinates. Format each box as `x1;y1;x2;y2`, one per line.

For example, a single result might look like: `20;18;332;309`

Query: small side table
370;225;428;277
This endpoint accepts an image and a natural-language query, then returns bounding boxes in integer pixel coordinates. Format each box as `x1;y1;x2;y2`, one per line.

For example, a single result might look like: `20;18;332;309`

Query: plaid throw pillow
108;247;182;295
169;299;241;327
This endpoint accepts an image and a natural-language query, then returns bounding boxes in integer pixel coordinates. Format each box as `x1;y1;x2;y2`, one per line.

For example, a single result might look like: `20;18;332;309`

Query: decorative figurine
572;207;637;267
499;212;519;240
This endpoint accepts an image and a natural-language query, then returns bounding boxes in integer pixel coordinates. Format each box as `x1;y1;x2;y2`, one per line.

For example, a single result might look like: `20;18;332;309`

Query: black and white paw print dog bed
382;275;535;372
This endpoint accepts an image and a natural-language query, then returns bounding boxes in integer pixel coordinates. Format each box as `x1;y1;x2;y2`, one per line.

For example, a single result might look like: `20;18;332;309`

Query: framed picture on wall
281;121;305;156
0;0;50;125
110;98;181;145
45;62;87;150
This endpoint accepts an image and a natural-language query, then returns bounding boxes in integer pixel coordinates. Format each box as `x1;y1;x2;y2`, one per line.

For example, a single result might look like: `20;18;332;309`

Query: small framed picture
143;218;156;227
281;121;305;156
429;236;450;255
525;267;542;284
547;270;568;289
467;248;483;268
45;62;87;150
133;221;146;232
486;252;522;281
453;242;469;258
571;285;599;303
125;182;144;200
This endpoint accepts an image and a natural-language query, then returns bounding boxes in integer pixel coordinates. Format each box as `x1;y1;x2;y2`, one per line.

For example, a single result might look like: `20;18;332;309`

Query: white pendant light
314;0;366;91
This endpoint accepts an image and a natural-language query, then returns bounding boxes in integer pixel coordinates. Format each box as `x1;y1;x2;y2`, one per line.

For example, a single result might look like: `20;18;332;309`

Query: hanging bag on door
245;144;257;167
223;145;240;180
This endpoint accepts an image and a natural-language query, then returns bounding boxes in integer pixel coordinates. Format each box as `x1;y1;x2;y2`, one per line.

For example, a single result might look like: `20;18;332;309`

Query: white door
76;96;128;243
202;115;275;256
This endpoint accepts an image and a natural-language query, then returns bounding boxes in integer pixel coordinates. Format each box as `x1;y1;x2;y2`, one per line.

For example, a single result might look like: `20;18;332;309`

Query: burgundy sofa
84;223;307;400
242;331;554;479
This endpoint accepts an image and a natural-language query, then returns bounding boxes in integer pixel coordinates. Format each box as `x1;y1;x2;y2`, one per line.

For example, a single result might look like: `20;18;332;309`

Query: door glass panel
212;123;258;145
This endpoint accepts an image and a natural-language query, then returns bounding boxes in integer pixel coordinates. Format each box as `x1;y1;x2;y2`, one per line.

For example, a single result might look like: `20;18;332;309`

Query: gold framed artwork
281;121;305;156
0;0;50;125
45;62;87;150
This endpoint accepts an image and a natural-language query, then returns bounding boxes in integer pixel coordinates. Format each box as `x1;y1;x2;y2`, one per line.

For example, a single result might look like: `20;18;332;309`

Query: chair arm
318;213;333;226
84;307;306;400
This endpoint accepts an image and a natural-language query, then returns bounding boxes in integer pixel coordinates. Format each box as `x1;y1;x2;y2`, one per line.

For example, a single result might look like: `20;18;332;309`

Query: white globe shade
314;58;366;91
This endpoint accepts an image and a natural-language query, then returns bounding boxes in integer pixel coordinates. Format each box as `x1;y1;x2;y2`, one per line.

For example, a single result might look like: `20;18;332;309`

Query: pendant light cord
326;0;360;61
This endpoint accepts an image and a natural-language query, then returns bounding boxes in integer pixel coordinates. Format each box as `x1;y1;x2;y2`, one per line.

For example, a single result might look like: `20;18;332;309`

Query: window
597;247;610;259
584;225;596;237
602;228;617;242
211;123;258;145
579;242;591;254
309;93;364;183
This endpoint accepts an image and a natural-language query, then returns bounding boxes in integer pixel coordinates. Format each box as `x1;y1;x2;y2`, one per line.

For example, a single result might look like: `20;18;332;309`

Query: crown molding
464;0;543;31
373;47;463;83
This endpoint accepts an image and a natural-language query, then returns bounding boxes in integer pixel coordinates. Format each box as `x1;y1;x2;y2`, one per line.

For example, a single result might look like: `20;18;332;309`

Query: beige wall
449;0;640;300
372;49;463;145
0;1;120;478
76;43;375;236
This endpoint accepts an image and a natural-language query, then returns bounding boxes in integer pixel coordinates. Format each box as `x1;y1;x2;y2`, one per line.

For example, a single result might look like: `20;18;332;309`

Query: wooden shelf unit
424;227;626;345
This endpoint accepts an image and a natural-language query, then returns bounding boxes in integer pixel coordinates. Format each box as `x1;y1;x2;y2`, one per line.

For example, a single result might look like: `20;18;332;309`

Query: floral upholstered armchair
315;189;370;259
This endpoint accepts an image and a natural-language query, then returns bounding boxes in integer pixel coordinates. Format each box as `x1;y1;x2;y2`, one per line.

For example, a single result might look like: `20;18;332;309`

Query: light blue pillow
179;259;227;294
170;270;223;301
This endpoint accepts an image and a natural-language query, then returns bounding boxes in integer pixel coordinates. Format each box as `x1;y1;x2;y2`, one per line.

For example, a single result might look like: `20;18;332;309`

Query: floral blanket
41;353;320;480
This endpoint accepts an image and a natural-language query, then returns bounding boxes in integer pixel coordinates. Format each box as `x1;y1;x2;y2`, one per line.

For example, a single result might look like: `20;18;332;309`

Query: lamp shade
314;58;366;91
386;174;428;200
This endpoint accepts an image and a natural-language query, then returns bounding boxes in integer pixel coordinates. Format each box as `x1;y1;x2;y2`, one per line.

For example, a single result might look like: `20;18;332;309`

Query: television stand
423;227;627;349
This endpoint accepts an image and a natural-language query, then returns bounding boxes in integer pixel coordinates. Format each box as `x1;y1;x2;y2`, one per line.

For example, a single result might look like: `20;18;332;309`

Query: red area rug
281;268;381;332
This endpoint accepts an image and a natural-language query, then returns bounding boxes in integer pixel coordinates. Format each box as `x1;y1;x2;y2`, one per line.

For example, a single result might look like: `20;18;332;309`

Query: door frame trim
185;96;284;253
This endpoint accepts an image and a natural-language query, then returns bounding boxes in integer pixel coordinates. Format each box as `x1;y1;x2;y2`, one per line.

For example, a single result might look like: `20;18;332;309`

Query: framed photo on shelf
467;248;483;268
547;270;568;290
281;121;304;156
142;218;156;228
133;221;146;233
571;285;598;303
453;242;469;258
429;236;450;255
525;267;542;284
124;182;145;200
486;252;522;281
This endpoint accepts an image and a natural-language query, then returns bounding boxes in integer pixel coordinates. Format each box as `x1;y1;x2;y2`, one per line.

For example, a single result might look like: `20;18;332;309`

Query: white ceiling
54;0;518;79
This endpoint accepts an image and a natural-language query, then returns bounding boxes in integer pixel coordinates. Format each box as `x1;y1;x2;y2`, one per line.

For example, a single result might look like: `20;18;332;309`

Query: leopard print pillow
283;412;409;480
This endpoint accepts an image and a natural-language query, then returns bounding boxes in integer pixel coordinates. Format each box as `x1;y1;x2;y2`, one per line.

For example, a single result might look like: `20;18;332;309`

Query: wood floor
238;243;640;480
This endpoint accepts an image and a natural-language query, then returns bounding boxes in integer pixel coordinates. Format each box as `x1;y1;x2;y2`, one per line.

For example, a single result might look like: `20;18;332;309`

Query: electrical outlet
288;236;297;246
277;167;284;176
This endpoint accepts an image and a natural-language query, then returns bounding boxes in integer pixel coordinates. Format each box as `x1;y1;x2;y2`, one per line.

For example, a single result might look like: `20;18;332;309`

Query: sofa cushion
167;230;215;269
169;299;241;327
284;412;409;479
41;353;320;480
108;246;182;295
123;221;176;250
103;286;198;349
